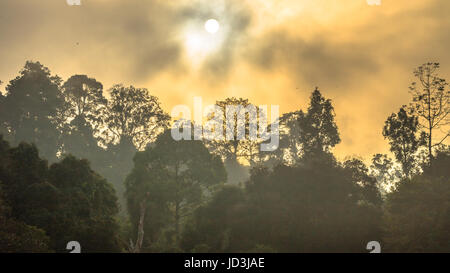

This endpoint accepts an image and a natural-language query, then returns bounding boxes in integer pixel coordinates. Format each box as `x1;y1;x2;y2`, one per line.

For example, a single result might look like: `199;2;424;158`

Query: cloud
0;0;183;83
245;0;450;94
1;0;449;159
0;0;255;84
178;0;253;80
247;30;379;91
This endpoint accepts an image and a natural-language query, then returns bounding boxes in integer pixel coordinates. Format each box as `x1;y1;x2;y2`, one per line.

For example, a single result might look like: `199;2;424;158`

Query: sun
182;18;225;66
205;19;220;34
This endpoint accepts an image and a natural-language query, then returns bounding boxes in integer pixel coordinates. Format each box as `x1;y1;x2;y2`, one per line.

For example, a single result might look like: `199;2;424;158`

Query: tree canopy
0;60;449;253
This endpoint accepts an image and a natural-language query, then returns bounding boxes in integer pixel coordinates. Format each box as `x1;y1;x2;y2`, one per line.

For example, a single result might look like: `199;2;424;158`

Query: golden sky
0;0;449;161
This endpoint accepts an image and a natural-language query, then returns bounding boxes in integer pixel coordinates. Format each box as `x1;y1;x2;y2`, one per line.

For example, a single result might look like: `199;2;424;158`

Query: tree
369;154;402;193
125;130;226;252
180;186;250;253
268;88;340;166
124;149;169;253
63;75;106;121
242;159;380;252
383;151;450;252
409;63;449;162
204;97;265;165
102;84;170;150
48;155;122;252
0;136;50;253
202;97;265;185
0;61;65;162
343;158;382;207
0;135;122;252
299;88;340;156
61;75;106;160
99;139;137;215
383;107;425;177
266;110;303;166
98;84;170;214
0;193;51;253
182;153;382;253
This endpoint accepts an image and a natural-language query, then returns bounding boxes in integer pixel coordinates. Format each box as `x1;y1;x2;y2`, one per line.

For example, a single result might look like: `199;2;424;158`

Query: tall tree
102;84;170;150
299;88;340;156
98;84;170;213
409;63;449;162
264;89;340;167
0;61;65;162
61;75;106;161
203;97;265;185
267;110;303;166
63;75;105;121
125;130;226;252
383;107;425;177
204;97;264;165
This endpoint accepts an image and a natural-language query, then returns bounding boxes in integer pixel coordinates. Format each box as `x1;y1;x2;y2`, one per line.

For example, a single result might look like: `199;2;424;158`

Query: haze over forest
0;0;449;253
1;0;450;159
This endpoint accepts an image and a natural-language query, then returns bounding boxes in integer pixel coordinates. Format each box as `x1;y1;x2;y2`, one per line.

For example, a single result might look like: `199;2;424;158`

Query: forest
0;61;448;253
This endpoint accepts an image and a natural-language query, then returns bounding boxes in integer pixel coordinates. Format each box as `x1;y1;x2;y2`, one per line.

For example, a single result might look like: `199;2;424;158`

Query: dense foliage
0;61;448;252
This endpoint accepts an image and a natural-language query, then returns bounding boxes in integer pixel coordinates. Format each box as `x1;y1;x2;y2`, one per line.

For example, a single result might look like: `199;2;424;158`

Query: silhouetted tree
383;150;450;252
299;88;340;156
125;130;226;252
99;84;170;213
2;58;449;254
0;136;50;252
48;155;122;252
269;110;303;165
205;98;254;162
268;88;340;165
409;63;449;162
202;97;265;184
102;84;170;150
0;136;121;252
343;158;382;206
0;61;65;162
183;154;382;252
369;154;402;193
181;186;250;252
244;159;380;252
383;107;425;177
61;75;106;161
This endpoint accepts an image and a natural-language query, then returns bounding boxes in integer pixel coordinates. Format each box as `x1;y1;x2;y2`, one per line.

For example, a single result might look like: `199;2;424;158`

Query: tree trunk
428;125;433;163
132;200;146;253
427;77;433;164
